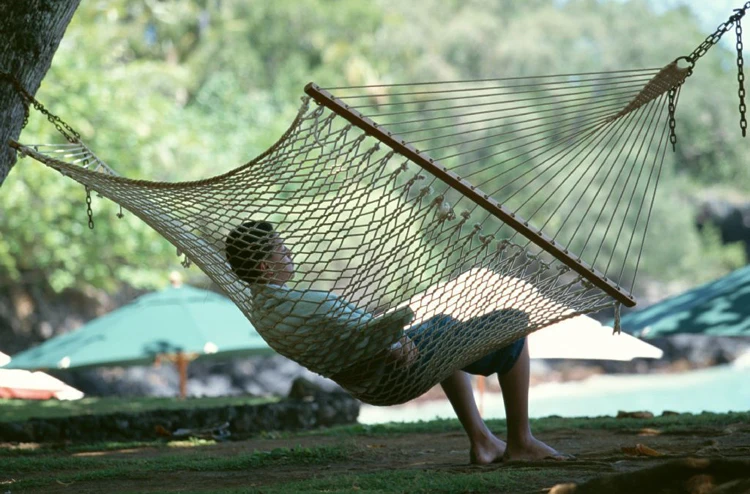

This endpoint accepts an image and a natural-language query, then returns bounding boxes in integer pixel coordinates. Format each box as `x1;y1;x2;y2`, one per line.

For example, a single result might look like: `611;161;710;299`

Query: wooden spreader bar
304;83;637;307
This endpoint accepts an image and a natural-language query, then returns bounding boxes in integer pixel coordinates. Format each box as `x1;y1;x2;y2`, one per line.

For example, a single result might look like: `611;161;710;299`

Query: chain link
0;71;81;142
688;22;734;64
686;2;750;65
0;72;32;129
85;186;95;230
737;18;748;136
1;71;98;229
668;88;678;151
672;2;750;141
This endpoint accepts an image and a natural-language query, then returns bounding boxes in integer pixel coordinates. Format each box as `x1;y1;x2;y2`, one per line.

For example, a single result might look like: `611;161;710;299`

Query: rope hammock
4;4;749;406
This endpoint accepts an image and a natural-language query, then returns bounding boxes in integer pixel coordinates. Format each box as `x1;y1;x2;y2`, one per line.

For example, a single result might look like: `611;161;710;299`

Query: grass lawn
1;405;749;493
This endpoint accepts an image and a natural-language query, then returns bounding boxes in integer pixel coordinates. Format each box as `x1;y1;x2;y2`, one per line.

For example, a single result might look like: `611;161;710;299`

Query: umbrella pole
177;352;188;399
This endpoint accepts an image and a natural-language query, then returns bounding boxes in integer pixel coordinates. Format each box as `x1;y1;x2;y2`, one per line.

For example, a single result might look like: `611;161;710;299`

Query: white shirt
251;284;398;376
251;284;374;336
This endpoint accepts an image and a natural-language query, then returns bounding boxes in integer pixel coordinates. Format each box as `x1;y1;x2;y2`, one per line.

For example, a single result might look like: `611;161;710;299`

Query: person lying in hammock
225;220;567;463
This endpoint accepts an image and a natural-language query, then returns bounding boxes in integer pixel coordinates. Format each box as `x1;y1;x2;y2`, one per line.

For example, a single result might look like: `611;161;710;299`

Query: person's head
225;220;294;285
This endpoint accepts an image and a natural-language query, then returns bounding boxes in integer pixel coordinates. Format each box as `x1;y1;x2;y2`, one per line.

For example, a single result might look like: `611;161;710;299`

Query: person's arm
284;290;417;374
326;304;419;387
355;306;418;369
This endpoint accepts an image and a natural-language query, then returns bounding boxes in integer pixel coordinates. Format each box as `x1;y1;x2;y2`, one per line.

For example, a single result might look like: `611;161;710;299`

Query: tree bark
0;0;80;187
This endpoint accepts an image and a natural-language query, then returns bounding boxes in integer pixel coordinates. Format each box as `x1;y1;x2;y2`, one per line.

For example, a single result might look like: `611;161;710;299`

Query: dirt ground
7;419;750;493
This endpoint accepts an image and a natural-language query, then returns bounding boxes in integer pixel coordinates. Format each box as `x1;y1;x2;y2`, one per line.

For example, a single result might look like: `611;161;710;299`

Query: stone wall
0;391;360;443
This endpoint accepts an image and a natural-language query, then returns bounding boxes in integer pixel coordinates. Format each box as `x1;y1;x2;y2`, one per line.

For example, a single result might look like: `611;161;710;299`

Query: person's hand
388;335;418;368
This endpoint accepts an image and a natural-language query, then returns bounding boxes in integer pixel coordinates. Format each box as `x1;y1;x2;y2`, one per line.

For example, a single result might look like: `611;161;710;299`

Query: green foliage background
1;0;746;296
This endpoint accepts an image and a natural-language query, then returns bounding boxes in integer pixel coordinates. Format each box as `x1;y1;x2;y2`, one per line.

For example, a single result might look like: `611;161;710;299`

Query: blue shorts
407;309;528;377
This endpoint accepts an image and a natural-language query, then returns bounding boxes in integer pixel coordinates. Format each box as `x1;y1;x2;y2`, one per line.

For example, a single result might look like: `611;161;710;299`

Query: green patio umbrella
6;283;274;397
616;265;750;339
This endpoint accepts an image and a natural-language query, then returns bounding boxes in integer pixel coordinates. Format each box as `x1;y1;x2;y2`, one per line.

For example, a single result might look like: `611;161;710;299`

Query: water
359;363;750;424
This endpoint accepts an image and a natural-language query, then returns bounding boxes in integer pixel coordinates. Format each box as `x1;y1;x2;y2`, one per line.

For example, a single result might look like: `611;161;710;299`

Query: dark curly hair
225;220;275;284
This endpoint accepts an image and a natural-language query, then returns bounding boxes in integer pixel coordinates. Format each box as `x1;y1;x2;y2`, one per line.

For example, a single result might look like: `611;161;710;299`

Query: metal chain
737;18;748;136
1;71;98;228
0;71;80;143
85;186;95;230
668;88;678;151
0;73;33;130
685;2;750;66
671;2;750;142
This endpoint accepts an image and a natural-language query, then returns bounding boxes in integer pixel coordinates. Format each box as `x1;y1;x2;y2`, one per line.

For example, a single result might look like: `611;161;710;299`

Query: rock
696;198;750;259
0;421;33;442
48;354;343;399
230;407;257;433
317;402;339;423
0;391;358;443
288;376;324;400
32;420;62;442
616;410;654;419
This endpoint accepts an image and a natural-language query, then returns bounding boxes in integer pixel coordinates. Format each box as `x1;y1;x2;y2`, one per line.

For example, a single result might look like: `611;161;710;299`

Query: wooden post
157;352;198;399
176;351;188;400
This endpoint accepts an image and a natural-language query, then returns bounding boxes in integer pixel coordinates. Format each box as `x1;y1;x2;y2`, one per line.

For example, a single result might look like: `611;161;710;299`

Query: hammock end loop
11;140;28;159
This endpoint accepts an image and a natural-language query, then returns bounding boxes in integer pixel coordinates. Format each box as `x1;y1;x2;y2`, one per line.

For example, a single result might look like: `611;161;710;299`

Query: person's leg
498;341;566;461
440;370;506;464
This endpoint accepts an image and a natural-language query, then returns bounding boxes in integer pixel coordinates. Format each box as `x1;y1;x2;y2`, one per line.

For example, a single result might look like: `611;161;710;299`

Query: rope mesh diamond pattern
14;63;688;405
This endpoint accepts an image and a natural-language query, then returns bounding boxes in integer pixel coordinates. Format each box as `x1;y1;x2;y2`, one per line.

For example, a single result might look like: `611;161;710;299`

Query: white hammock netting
11;59;695;405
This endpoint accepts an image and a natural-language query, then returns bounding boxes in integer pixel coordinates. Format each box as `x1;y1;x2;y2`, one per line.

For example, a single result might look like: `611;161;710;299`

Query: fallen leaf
549;483;577;494
621;443;664;457
638;428;662;436
636;444;663;456
154;425;172;437
621;446;638;456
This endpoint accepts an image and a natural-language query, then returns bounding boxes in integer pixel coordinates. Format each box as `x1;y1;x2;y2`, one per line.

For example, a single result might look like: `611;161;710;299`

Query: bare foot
503;435;571;462
470;433;507;465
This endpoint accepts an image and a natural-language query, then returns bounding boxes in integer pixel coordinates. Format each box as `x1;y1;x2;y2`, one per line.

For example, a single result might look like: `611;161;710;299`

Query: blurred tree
0;0;746;300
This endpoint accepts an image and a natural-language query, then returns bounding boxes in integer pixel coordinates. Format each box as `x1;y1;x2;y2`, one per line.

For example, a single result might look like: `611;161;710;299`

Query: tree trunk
0;0;80;187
